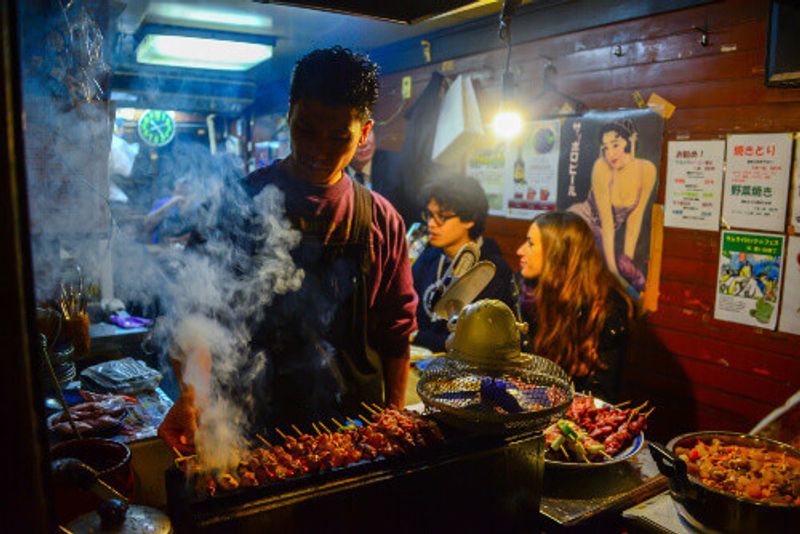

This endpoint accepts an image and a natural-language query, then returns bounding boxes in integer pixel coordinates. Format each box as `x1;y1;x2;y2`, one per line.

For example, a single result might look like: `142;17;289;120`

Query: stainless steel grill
417;355;573;434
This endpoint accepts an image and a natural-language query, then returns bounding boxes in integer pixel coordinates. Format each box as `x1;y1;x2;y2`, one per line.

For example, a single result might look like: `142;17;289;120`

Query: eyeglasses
421;209;457;226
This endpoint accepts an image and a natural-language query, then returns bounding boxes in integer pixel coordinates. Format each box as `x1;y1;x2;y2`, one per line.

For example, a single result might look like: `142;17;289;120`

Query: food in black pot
651;431;800;534
674;436;800;505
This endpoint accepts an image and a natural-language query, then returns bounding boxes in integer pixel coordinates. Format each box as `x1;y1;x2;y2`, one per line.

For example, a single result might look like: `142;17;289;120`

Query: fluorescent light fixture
110;90;138;101
115;107;138;121
136;34;272;71
492;110;523;140
149;3;273;30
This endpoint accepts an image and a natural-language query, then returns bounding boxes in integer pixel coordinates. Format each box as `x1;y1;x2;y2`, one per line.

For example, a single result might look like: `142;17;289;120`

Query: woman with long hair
517;211;634;400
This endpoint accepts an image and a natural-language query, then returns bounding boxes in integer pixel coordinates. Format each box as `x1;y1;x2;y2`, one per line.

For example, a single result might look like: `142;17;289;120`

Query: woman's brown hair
528;211;633;377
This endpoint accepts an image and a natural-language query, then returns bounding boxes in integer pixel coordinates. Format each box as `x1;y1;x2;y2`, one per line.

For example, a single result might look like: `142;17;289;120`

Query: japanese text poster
790;134;800;233
664;140;725;230
714;230;785;330
722;133;793;232
467;143;507;216
556;109;664;298
778;236;800;335
503;119;560;219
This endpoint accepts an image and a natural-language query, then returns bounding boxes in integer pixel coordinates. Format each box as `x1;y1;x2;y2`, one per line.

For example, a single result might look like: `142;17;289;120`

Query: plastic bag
81;357;162;394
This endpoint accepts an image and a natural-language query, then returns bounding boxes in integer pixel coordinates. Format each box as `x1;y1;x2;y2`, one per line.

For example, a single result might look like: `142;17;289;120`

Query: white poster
503;119;560;219
714;230;785;330
790;134;800;233
466;143;507;216
722;133;793;232
778;236;800;335
664;140;725;230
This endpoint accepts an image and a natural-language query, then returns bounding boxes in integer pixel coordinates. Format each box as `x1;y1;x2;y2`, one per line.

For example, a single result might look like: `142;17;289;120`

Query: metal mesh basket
417;354;574;434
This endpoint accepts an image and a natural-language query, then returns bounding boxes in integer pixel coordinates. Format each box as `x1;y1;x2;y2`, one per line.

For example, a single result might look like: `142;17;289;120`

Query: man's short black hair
289;46;379;122
422;174;489;240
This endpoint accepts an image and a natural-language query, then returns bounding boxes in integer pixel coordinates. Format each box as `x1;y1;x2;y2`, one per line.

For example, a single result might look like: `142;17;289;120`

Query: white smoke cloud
21;6;308;474
28;131;305;473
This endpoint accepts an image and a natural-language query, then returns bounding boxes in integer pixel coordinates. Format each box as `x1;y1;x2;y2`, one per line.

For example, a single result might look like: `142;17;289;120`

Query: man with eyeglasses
412;174;516;352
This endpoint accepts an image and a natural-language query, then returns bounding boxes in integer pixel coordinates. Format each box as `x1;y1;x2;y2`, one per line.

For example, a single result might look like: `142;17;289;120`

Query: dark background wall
373;0;800;442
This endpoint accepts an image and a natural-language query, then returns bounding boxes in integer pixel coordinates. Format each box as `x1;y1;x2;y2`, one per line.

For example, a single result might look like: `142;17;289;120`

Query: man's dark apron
251;182;382;428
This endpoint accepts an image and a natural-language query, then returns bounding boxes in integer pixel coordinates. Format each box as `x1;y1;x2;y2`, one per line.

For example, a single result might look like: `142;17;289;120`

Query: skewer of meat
361;401;379;415
186;408;444;496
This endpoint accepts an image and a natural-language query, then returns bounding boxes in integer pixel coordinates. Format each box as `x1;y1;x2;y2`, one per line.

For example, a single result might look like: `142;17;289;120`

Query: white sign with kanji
665;140;725;230
790;134;800;233
722;133;793;232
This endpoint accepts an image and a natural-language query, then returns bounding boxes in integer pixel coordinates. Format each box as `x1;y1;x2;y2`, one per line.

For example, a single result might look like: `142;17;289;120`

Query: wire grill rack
417;355;573;434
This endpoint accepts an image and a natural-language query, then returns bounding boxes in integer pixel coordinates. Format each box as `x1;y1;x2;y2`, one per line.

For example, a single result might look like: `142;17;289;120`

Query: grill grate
417;355;573;434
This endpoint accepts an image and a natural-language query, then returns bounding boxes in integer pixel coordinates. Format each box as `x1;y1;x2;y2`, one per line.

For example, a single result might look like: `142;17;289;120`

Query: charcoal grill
417;355;573;434
166;424;545;533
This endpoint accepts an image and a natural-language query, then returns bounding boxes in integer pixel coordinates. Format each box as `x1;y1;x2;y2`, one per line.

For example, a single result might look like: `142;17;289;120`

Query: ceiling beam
369;0;714;74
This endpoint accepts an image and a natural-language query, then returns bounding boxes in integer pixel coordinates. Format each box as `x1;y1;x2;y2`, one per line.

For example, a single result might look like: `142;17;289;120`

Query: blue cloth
412;237;516;353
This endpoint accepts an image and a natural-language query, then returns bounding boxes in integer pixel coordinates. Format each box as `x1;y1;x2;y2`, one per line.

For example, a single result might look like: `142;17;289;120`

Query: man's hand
158;386;198;455
383;356;410;408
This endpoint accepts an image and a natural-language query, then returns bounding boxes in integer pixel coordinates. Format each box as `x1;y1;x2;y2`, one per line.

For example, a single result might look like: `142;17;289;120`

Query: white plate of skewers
544;395;650;469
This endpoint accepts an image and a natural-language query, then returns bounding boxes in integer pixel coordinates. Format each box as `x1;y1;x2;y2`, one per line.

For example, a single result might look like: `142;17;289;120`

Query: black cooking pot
649;431;800;534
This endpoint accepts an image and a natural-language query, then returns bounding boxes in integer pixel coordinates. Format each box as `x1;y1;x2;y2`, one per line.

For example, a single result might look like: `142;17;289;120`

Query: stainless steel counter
540;442;668;528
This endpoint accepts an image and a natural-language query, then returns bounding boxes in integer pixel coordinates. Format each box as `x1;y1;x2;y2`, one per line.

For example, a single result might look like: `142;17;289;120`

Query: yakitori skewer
319;422;332;434
613;400;631;409
358;414;371;426
371;402;382;412
626;401;649;424
361;401;378;415
311;422;322;436
172;446;196;469
275;427;289;441
291;424;304;437
331;417;344;429
256;433;272;448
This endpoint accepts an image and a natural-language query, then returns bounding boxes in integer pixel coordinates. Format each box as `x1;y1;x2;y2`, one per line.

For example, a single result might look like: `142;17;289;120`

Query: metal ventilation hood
256;1;488;24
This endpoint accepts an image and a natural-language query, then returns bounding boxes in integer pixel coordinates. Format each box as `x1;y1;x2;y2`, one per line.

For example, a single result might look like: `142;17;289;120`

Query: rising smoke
152;174;305;471
20;3;306;473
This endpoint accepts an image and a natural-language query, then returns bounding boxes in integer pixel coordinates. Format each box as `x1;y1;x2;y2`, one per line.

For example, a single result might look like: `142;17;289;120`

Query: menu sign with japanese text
664;140;725;230
778;236;800;335
722;133;793;232
467;143;507;216
791;134;800;233
714;230;785;330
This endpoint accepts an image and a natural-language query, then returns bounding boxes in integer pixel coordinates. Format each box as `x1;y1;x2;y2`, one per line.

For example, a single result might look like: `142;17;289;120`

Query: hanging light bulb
492;109;523;139
492;0;524;141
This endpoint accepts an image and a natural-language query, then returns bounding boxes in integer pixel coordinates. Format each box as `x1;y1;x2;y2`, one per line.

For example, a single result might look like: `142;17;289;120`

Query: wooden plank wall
373;0;800;442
